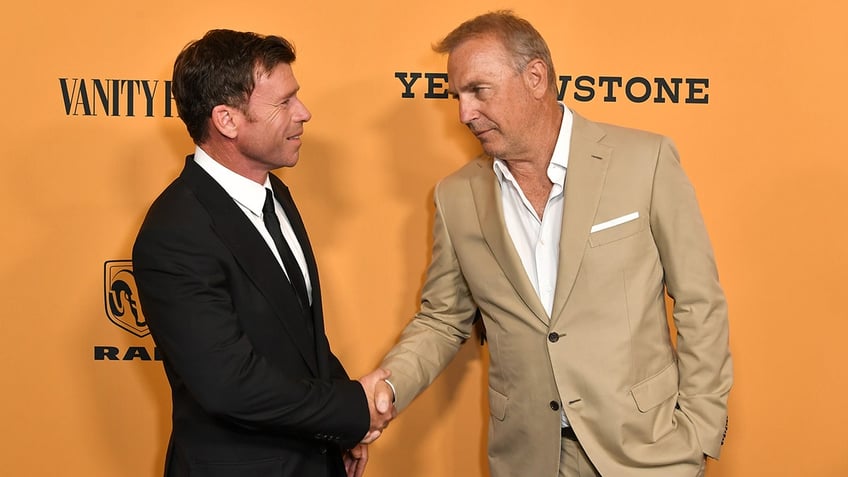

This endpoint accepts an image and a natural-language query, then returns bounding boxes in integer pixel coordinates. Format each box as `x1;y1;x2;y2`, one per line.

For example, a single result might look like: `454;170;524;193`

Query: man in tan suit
375;10;733;477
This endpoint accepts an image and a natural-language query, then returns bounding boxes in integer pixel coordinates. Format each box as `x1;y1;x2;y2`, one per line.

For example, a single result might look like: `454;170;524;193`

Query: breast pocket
589;214;646;247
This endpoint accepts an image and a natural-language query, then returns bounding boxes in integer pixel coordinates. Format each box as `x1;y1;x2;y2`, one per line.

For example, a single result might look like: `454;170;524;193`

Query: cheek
506;104;534;130
279;113;295;131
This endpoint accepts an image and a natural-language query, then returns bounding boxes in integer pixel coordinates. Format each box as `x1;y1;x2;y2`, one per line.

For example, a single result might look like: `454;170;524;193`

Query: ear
210;104;239;139
523;58;549;99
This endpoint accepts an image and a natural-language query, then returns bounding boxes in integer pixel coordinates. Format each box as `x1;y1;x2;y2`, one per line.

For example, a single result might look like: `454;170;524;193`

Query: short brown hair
434;11;557;93
172;29;296;143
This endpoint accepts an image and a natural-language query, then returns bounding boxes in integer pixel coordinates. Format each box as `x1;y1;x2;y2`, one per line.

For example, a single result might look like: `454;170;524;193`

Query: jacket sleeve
650;137;733;458
380;182;478;411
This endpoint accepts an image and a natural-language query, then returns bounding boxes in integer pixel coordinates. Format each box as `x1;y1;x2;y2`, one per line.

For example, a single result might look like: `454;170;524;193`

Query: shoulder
142;178;204;225
573;114;679;171
577;114;668;150
435;154;492;195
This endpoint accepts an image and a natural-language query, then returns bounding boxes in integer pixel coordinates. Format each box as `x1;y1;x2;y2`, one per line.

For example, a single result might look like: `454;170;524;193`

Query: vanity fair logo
95;260;161;361
394;72;710;104
59;78;178;117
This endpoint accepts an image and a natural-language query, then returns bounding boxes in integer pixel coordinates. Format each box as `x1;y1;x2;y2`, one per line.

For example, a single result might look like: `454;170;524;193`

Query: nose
295;97;312;123
457;96;478;125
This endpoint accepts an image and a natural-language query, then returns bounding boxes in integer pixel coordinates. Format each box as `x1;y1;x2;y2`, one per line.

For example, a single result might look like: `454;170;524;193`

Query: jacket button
550;401;560;411
548;332;559;343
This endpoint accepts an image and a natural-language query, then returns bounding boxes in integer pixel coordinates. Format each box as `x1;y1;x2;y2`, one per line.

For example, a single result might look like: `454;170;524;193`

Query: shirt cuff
383;378;397;403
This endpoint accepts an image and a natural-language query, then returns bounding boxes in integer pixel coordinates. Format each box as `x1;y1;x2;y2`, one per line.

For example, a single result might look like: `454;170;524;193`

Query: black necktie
262;188;310;310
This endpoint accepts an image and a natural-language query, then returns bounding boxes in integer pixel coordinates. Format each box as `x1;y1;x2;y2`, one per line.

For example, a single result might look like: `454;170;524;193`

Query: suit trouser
558;434;601;477
557;436;707;477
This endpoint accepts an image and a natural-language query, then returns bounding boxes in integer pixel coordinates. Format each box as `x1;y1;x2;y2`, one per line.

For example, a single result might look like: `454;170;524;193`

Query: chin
480;145;503;158
280;154;300;168
476;138;501;157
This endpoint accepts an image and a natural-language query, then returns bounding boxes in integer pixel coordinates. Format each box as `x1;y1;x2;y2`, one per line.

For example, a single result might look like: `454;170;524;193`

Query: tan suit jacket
381;112;732;476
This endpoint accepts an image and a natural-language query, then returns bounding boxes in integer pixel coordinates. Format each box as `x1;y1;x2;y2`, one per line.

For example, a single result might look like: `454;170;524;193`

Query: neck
505;99;564;180
199;140;269;185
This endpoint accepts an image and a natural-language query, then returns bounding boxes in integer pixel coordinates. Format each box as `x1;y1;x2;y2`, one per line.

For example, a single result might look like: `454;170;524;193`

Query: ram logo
104;260;149;337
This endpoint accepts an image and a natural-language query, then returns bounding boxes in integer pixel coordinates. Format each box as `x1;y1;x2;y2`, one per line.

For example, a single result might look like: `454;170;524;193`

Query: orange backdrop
2;1;847;476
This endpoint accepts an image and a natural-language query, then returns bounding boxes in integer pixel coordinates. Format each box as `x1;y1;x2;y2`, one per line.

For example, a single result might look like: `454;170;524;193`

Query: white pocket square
590;212;640;233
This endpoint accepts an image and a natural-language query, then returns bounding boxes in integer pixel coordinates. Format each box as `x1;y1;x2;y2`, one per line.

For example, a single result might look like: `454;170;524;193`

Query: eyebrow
450;79;491;97
272;85;300;104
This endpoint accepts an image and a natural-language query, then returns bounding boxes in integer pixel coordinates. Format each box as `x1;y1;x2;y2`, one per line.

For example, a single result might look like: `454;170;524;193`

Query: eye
467;85;491;100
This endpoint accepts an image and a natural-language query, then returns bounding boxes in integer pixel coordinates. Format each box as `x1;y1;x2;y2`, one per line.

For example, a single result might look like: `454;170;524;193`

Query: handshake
343;369;398;477
357;368;398;444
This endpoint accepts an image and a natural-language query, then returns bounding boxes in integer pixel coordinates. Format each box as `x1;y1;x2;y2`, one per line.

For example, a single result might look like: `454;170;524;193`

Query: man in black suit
133;29;394;477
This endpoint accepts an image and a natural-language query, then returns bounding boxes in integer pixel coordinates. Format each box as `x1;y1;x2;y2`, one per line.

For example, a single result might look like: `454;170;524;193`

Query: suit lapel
269;175;318;307
180;158;319;375
269;175;331;377
550;114;611;325
470;158;550;325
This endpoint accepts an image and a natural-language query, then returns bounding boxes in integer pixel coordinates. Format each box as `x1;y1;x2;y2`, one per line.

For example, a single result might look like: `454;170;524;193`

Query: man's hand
343;444;368;477
358;368;397;444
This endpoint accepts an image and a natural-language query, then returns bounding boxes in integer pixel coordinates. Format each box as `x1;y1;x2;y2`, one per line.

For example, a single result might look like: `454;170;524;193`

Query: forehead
251;62;298;100
446;36;513;85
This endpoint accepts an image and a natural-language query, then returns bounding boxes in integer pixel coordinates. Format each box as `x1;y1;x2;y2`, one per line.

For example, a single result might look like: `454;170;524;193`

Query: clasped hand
358;368;397;444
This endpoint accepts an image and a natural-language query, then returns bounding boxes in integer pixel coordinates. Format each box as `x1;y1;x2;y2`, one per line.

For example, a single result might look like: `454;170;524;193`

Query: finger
376;394;390;414
344;453;353;477
375;380;393;414
360;429;381;444
354;445;369;477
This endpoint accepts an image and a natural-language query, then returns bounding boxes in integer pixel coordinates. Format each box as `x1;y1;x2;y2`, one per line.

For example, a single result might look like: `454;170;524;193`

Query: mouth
287;132;303;141
472;128;493;139
468;123;495;138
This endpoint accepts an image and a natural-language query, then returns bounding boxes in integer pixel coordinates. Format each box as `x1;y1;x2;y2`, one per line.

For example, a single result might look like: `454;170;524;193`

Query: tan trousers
558;437;601;477
557;437;707;477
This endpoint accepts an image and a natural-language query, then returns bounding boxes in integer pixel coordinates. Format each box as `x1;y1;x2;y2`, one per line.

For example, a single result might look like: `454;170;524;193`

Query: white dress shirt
492;104;573;426
193;147;313;304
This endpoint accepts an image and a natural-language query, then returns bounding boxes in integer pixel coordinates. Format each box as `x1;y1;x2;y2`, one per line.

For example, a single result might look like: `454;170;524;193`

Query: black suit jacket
133;157;369;477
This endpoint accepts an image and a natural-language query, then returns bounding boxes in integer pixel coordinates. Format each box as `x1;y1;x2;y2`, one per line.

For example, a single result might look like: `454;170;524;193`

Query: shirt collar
493;103;573;187
193;146;272;218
